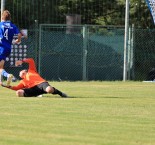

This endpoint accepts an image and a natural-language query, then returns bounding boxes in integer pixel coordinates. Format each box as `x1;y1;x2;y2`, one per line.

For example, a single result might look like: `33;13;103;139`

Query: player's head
1;10;11;21
19;69;28;78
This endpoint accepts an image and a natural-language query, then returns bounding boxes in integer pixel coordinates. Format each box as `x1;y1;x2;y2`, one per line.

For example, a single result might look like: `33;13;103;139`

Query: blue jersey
0;21;20;49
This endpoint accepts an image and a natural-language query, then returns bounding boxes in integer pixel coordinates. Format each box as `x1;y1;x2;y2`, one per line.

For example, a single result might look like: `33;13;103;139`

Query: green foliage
2;0;154;28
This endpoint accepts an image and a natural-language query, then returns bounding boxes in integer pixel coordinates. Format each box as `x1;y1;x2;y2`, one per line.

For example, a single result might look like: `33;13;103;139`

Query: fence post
123;0;130;81
34;20;39;70
127;27;131;80
1;0;5;17
82;25;88;81
38;24;42;75
131;24;135;80
127;25;135;80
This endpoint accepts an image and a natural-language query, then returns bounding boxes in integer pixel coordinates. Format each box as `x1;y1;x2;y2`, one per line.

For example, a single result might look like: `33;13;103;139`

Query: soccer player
1;58;68;98
0;10;22;86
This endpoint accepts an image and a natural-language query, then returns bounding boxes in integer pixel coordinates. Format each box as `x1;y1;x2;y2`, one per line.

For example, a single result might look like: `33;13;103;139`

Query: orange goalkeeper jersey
11;58;46;90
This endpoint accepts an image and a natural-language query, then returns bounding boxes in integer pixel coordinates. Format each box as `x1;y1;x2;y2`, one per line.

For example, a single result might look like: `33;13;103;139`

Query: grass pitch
0;81;155;145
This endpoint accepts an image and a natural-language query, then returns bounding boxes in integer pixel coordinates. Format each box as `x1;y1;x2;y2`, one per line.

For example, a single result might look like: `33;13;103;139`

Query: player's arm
0;82;24;90
15;58;37;72
13;24;23;44
14;33;22;44
20;29;28;39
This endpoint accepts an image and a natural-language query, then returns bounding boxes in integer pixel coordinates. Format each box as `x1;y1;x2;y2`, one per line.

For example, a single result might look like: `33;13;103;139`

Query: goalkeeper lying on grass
0;58;68;98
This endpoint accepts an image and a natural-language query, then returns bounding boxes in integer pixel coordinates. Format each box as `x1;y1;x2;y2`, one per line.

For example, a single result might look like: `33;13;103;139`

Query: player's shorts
0;46;11;61
23;82;51;97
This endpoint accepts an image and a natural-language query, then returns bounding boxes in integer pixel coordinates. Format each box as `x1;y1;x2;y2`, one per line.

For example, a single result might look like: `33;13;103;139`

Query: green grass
0;81;155;145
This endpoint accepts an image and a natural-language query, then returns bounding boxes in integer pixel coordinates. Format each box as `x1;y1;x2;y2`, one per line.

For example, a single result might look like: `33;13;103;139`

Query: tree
2;0;154;28
117;0;154;28
57;0;125;25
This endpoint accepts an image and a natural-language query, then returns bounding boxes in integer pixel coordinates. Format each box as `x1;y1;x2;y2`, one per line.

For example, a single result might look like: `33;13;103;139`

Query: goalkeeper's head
1;10;11;21
19;69;28;79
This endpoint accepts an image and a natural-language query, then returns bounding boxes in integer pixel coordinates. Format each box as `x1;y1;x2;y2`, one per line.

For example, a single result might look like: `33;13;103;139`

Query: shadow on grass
27;95;127;99
67;96;131;99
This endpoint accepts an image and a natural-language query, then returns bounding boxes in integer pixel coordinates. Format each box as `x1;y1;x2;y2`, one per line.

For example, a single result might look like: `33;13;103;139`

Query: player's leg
16;86;44;97
52;87;68;98
0;61;14;86
42;82;68;98
16;89;25;97
0;47;14;85
16;89;40;97
0;59;5;82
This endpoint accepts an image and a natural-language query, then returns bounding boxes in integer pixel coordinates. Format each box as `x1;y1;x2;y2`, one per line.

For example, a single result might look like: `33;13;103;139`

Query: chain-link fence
38;25;124;81
5;25;155;81
134;29;155;81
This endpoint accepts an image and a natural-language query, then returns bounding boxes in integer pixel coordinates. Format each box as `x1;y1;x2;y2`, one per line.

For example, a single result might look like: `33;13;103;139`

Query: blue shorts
0;46;11;61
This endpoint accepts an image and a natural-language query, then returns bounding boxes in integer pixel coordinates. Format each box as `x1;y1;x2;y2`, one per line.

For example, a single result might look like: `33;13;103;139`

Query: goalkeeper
0;58;68;98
